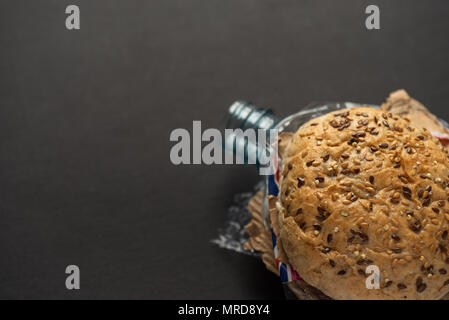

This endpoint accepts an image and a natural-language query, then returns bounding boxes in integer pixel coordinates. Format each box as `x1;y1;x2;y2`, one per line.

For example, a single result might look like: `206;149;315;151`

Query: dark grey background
0;0;448;299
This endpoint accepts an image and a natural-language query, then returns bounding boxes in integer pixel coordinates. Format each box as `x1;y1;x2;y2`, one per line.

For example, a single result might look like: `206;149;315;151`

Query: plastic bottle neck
222;101;279;166
224;101;278;131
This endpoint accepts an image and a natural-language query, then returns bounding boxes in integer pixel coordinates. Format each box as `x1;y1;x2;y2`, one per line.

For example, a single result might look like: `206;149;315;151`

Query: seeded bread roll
277;107;449;300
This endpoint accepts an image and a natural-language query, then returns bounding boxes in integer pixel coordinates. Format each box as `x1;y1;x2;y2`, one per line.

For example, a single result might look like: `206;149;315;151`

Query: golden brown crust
382;89;449;137
278;107;449;300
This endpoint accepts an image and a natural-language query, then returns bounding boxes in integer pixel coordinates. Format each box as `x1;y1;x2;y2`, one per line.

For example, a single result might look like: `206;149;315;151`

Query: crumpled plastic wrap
211;182;264;257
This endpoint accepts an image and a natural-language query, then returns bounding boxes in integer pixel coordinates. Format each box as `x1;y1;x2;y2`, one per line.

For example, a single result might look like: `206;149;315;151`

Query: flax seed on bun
277;107;449;299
